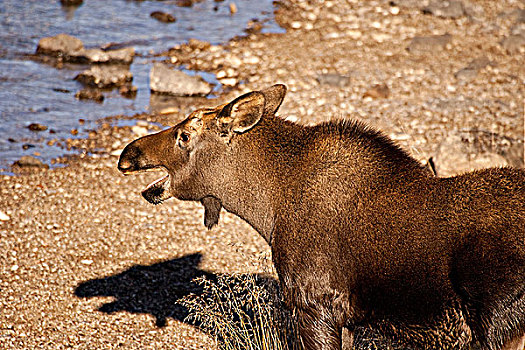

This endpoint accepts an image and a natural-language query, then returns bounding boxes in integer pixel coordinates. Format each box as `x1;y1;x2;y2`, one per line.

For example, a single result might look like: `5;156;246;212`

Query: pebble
363;83;390;99
220;78;237;86
131;125;149;137
27;123;48;132
0;211;10;221
80;259;93;265
347;30;362;39
229;3;237;15
150;11;176;23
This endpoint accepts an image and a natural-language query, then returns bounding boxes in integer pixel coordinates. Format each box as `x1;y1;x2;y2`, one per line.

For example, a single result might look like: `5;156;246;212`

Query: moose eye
179;132;190;144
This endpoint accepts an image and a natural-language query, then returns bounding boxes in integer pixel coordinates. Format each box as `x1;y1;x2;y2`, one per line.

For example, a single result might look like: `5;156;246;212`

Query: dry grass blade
178;274;298;350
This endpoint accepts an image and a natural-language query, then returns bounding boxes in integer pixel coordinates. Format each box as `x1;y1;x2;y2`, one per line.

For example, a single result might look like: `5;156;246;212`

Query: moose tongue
141;174;172;205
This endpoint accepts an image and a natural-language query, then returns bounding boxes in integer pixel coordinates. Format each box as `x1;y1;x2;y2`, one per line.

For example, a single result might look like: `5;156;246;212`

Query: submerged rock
119;84;138;98
27;123;48;132
75;65;133;88
60;0;83;5
75;89;104;103
150;63;213;96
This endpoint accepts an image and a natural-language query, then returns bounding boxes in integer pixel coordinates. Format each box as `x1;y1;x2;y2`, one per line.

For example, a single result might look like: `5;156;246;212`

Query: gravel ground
1;0;524;349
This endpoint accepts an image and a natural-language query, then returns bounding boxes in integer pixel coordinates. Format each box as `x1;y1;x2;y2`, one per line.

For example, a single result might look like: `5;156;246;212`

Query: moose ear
218;91;265;134
260;84;287;117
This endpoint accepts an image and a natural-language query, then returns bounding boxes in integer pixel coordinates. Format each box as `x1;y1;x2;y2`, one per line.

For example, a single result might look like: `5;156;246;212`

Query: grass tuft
179;274;298;350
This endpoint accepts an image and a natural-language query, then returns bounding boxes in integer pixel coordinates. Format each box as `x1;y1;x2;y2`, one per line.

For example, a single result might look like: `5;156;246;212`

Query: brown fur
118;85;525;350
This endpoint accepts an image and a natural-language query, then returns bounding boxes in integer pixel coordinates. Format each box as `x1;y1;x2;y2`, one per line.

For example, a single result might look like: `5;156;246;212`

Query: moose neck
210;116;300;246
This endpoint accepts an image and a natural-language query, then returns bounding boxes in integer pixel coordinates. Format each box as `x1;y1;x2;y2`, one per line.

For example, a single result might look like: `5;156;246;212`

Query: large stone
150;63;213;96
36;34;134;64
422;1;465;19
75;65;133;88
36;34;84;58
407;34;452;53
12;156;49;169
433;132;509;177
501;33;525;54
454;56;493;81
316;73;351;87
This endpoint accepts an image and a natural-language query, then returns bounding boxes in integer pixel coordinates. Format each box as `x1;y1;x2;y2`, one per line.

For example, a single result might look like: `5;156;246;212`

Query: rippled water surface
0;0;282;169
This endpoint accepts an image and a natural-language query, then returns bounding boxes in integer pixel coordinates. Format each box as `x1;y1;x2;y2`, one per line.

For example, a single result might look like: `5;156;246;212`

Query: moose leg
297;307;342;350
342;327;354;350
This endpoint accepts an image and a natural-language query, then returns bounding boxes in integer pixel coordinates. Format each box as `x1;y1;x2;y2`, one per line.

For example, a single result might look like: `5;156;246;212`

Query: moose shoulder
118;84;525;350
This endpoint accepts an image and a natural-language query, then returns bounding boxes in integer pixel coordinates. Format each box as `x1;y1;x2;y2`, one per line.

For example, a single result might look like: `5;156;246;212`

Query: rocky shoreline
1;0;524;349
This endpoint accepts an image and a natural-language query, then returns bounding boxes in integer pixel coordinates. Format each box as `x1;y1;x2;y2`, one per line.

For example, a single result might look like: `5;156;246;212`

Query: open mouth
122;167;172;205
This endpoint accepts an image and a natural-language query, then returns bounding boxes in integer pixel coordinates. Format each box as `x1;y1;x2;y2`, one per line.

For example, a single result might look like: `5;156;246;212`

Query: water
0;0;283;170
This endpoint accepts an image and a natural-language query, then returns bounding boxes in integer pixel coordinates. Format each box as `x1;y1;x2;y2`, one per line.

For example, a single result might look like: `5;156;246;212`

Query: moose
118;85;525;349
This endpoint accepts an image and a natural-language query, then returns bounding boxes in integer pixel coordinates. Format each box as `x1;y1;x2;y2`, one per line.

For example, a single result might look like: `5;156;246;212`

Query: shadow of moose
75;253;219;327
74;253;282;328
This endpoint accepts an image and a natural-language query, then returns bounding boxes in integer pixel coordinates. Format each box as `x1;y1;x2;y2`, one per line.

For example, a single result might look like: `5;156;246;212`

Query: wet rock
407;34;452;53
316;73;351;87
27;123;48;132
75;89;104;103
75;65;133;88
229;3;237;15
82;47;135;65
12;156;49;169
60;0;83;5
176;0;201;7
150;11;176;23
501;33;525;54
119;85;138;98
150;63;213;96
422;1;465;19
454;56;493;81
53;88;71;93
188;39;211;51
363;83;390;99
245;20;264;34
36;34;84;58
36;34;134;64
